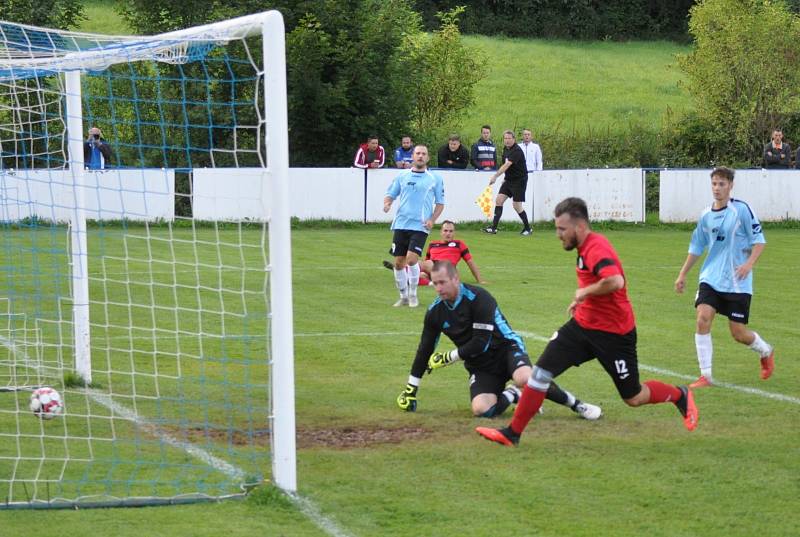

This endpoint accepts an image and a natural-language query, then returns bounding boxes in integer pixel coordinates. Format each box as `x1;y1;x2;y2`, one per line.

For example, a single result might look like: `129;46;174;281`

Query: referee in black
396;261;602;420
482;130;532;236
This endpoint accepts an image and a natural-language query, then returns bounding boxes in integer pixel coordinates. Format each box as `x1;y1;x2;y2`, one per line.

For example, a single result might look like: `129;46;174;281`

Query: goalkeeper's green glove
427;349;460;373
396;383;418;412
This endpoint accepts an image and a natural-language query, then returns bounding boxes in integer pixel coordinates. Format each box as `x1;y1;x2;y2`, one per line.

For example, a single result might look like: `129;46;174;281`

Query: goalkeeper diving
397;260;602;420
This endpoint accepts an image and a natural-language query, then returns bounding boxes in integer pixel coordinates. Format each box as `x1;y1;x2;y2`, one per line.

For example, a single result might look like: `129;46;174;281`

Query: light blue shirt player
688;199;765;294
385;169;445;233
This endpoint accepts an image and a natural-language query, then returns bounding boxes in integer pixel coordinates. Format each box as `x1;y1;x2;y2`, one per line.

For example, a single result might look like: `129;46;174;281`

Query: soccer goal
0;10;296;507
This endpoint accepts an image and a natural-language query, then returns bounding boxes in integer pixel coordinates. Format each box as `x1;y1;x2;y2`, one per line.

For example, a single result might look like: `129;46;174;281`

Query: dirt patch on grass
296;425;431;449
173;425;433;450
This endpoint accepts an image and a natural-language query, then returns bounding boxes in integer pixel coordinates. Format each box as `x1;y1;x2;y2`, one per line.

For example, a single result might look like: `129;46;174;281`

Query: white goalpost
0;10;296;507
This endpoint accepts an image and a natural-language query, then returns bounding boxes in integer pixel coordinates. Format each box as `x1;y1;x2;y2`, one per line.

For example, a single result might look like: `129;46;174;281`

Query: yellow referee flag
475;185;494;219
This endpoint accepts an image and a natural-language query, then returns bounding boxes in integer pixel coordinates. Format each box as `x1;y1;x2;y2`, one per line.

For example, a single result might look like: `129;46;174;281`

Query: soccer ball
29;387;64;420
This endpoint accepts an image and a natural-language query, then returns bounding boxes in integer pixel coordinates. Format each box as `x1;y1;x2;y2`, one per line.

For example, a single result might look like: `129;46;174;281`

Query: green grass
460;36;692;138
74;0;131;34
0;224;796;535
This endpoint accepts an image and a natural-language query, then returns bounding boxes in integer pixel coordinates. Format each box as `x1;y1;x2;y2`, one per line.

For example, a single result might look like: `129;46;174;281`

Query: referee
482;130;532;236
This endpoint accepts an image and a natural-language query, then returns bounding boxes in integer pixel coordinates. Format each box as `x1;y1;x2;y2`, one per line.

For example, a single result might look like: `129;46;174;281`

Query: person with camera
83;127;113;170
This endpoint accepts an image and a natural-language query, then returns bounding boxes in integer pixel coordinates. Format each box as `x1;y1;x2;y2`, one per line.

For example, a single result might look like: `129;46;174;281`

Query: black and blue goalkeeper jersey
409;283;527;378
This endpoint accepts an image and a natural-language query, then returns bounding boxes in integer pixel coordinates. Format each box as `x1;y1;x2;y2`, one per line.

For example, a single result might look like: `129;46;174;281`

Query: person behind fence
763;129;791;169
396;260;603;421
354;135;385;169
383;144;445;308
482;130;533;236
437;134;470;169
84;126;113;170
393;135;414;169
470;125;498;170
673;166;774;388
519;128;543;172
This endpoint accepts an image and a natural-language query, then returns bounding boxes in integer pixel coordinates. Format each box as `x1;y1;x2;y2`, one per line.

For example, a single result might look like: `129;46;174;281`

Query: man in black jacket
763;129;791;169
437;134;470;169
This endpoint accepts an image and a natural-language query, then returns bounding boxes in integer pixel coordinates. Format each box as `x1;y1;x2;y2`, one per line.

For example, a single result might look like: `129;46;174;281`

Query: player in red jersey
384;221;485;286
477;197;698;446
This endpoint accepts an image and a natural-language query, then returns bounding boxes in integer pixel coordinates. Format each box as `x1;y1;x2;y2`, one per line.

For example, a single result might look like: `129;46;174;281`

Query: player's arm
736;243;765;280
675;253;701;293
383;178;400;213
424;203;444;230
452;292;495;359
398;313;441;411
465;257;485;284
488;159;512;185
568;255;624;315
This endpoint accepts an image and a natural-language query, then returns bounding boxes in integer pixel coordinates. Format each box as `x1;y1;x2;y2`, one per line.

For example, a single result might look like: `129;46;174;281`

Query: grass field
461;36;692;137
0;222;797;535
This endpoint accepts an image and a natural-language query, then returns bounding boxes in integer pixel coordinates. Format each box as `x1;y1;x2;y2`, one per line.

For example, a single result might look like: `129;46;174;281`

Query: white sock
502;386;520;404
407;263;420;297
562;389;577;408
695;333;713;381
393;268;408;298
749;331;773;357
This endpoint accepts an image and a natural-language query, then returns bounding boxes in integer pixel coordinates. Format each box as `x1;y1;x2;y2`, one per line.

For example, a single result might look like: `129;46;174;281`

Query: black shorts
466;343;532;400
537;318;641;400
389;229;428;258
695;282;751;324
498;178;527;202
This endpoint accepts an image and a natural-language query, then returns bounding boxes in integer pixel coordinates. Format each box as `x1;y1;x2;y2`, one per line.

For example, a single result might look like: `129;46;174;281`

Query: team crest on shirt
448;241;456;247
577;256;585;270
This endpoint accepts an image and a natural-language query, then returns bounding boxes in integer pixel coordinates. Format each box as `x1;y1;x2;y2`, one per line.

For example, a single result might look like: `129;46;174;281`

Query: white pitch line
286;493;355;537
0;333;350;537
303;329;800;406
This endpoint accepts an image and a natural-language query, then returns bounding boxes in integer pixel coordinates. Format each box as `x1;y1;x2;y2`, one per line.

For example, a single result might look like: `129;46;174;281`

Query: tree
401;7;487;153
677;0;800;162
0;0;83;29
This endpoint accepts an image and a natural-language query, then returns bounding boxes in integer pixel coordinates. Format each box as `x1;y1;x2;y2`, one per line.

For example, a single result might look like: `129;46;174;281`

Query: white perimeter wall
193;167;645;223
660;169;800;222
0;169;174;222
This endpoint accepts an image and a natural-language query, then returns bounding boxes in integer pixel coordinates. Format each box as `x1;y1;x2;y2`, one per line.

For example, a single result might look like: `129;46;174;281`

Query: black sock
491;206;503;228
545;382;568;405
518;210;530;229
481;395;512;418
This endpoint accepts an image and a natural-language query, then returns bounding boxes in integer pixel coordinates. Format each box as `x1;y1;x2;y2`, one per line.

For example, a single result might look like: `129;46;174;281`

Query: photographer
83;127;113;170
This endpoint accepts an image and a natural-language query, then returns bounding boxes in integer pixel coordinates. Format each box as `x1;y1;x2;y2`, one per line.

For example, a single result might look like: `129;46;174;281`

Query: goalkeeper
397;260;601;420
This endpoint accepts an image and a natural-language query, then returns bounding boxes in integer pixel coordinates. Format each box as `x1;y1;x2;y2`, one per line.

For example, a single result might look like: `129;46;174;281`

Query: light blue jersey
385;168;445;233
688;198;765;294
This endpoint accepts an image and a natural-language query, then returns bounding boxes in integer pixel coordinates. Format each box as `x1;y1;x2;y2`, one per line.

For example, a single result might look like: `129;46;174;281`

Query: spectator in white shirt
519;128;543;172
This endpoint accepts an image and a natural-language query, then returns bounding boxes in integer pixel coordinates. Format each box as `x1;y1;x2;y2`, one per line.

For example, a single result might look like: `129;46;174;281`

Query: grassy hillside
461;35;693;139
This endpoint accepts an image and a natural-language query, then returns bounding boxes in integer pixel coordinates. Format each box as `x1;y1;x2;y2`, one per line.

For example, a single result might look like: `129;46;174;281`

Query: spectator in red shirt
477;197;699;446
353;135;385;168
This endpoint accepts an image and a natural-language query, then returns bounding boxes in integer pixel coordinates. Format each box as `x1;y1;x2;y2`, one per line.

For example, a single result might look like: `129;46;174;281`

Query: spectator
763;129;790;169
470;125;498;170
437;134;470;169
393;135;414;169
83;126;113;170
354;135;385;169
519;128;543;172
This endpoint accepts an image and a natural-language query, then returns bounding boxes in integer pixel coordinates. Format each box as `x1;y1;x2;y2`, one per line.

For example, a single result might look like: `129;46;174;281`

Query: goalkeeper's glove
396;383;418;412
427;349;460;373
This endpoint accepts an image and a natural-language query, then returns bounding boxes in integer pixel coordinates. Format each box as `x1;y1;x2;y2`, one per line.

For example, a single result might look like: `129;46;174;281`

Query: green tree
401;7;487;155
677;0;800;163
0;0;83;29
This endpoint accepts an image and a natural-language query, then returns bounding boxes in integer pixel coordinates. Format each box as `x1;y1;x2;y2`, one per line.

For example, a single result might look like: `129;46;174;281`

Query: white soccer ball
29;387;64;420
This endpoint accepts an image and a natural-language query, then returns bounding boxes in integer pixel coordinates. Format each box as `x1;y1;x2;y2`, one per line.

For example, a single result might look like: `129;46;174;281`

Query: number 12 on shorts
615;359;630;379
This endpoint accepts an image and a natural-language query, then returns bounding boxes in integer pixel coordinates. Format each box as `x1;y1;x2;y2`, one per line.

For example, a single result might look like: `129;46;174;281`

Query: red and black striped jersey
425;239;472;266
574;232;635;335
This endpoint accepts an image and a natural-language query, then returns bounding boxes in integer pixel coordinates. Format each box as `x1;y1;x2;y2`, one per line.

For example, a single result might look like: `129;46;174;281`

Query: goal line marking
0;335;352;537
